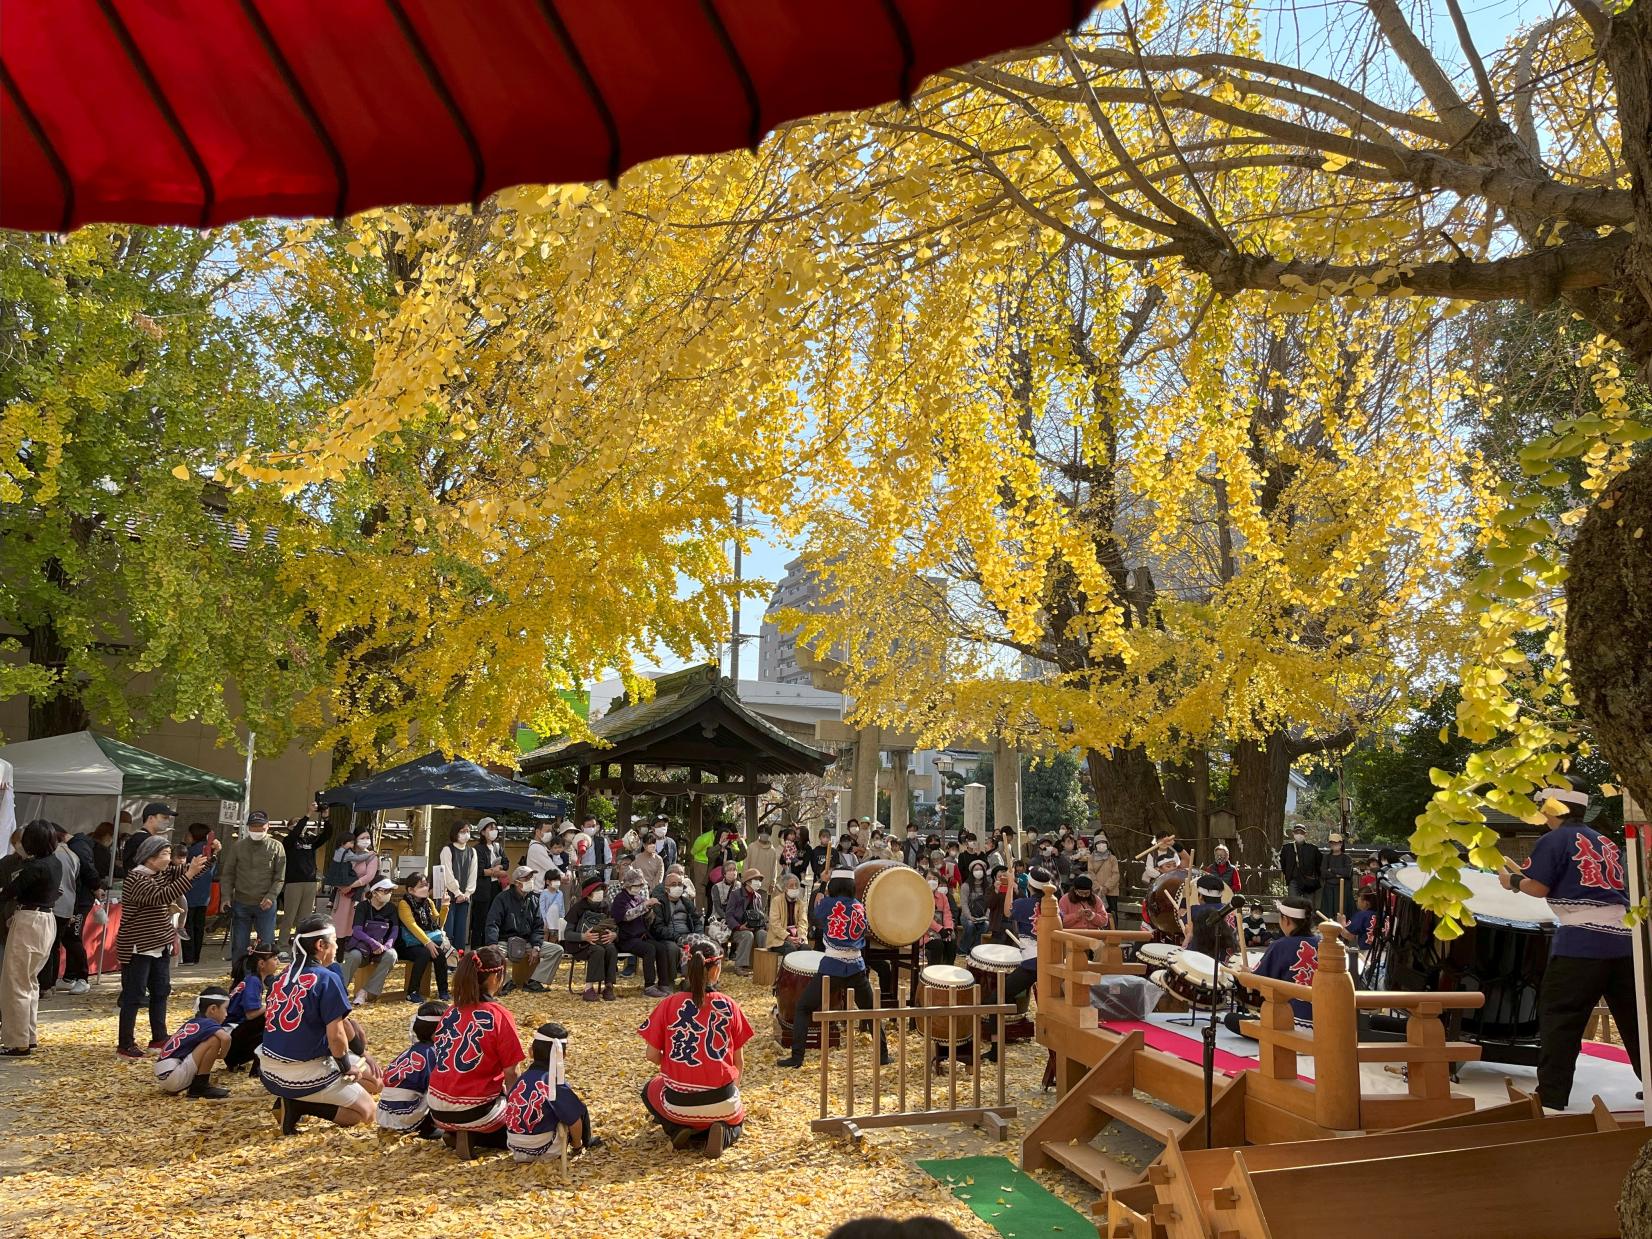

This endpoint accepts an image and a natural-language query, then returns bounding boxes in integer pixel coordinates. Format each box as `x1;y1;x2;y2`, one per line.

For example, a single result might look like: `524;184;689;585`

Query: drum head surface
969;944;1022;971
781;949;825;975
1138;942;1181;967
921;965;974;987
861;864;933;946
1390;865;1556;927
1173;950;1221;985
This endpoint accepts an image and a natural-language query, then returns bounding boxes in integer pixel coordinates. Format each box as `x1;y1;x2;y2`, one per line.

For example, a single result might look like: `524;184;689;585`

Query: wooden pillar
574;764;590;822
1311;933;1360;1130
745;764;760;839
851;726;880;823
992;737;1021;844
888;749;911;837
687;767;704;841
617;761;634;844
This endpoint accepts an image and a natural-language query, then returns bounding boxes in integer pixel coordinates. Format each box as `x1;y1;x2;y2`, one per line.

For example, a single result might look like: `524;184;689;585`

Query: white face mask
747;884;762;896
482;828;497;840
584;824;598;835
655;826;667;837
356;838;372;851
589;890;606;905
248;829;266;840
667;885;684;898
787;888;801;901
456;832;471;845
927;878;938;891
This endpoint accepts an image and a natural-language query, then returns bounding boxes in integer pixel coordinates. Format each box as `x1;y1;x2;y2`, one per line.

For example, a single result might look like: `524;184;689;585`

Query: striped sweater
116;864;192;964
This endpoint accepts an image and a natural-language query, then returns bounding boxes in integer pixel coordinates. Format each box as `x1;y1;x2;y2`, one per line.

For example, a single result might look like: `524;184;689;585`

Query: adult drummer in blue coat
257;913;383;1135
775;870;889;1069
1502;780;1642;1111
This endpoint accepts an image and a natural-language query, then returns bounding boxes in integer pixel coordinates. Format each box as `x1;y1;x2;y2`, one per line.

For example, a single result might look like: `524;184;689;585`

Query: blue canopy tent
319;751;565;817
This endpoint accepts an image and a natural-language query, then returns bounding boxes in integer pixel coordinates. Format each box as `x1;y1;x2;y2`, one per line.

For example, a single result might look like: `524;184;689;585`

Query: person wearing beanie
223;943;283;1072
1184;872;1240;958
1057;873;1109;931
376;1000;449;1138
154;986;233;1098
614;870;674;997
564;874;620;1001
1205;843;1241;895
1502;780;1640;1110
113;833;210;1059
506;1021;597;1161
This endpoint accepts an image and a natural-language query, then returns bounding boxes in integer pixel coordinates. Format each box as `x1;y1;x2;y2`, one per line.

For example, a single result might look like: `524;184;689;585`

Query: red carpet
1100;1019;1261;1075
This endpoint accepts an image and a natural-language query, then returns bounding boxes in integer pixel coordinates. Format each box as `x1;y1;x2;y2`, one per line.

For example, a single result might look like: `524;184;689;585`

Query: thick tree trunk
1230;734;1294;896
1086;746;1177;888
25;617;90;738
1566;448;1652;813
1623;1141;1652;1239
1594;0;1652;367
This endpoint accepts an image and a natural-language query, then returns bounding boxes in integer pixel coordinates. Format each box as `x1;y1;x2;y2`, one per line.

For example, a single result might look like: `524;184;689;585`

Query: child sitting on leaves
376;1000;448;1138
155;986;232;1099
505;1021;597;1162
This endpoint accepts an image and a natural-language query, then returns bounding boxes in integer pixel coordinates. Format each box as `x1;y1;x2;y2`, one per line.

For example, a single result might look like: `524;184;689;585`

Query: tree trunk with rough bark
26;617;90;738
1086;745;1178;886
1230;735;1293;895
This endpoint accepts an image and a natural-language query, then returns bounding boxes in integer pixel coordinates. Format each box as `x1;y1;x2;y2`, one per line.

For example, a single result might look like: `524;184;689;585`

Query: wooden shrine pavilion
518;664;834;839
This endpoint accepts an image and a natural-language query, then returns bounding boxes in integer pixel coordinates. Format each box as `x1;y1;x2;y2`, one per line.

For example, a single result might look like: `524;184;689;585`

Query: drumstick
1134;844;1157;861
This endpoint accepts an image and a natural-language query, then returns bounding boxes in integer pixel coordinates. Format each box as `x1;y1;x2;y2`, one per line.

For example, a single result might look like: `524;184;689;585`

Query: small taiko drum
919;964;976;1054
1137;941;1182;971
773;949;842;1049
1229;949;1267;1009
854;860;932;948
968;944;1034;1044
1161;950;1233;1009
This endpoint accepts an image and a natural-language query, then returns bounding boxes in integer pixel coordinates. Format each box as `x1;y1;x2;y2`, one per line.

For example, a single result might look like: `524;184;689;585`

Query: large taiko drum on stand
1144;870;1188;943
773;950;843;1050
854;860;932;948
919;964;976;1061
1373;865;1555;1064
1161;950;1233;1009
968;943;1034;1043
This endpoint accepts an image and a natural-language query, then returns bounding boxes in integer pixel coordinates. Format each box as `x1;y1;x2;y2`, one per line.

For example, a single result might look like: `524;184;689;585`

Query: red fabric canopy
1;0;1093;232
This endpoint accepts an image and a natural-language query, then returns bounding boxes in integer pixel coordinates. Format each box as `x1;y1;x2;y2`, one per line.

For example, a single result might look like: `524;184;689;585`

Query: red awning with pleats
0;0;1093;232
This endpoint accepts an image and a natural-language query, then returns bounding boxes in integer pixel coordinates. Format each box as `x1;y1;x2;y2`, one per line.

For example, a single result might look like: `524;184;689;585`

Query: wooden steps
1355;1040;1478;1062
1042;1139;1145;1193
1090;1092;1190;1142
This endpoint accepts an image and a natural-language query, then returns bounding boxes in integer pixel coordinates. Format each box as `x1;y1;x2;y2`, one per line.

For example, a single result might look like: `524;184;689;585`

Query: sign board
217;799;244;826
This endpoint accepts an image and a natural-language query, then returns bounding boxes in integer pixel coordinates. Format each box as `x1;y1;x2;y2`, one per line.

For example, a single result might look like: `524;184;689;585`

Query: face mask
483;828;497;840
626;884;646;897
748;885;762;896
589;891;606;905
667;885;683;898
584;824;598;835
248;829;266;840
938;886;950;896
356;838;372;851
456;833;471;845
787;888;801;901
655;826;667;837
927;879;938;891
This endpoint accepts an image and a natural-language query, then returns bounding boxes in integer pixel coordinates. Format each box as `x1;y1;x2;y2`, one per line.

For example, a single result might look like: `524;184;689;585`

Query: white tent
0;755;14;858
0;731;128;840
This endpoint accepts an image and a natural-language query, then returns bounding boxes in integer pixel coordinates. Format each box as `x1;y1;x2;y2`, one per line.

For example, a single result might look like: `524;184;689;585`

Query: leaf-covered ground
0;970;1084;1238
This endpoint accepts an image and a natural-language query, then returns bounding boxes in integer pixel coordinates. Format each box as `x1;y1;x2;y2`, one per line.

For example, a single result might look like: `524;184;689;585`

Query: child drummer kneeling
155;986;232;1099
505;1021;597;1162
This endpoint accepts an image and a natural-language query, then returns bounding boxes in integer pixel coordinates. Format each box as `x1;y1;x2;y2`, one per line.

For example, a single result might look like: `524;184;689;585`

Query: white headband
829;869;855;881
1537;787;1589;808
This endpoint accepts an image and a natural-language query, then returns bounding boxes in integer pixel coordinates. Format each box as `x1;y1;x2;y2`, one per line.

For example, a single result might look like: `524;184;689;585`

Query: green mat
917;1155;1093;1239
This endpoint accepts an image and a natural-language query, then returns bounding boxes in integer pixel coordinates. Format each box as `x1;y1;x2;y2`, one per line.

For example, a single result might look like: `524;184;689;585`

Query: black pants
38;915;88;987
118;950;172;1049
782;971;886;1064
406;946;450;999
983;968;1036;1038
469;888;496;951
631;940;676;987
224;1015;266;1069
926;936;957;966
1538;953;1643;1109
575;943;619;986
183;905;209;965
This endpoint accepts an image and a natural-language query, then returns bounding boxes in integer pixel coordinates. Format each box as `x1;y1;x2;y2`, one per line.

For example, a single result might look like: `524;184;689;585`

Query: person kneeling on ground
339;878;400;1007
155;986;233;1099
257;913;383;1135
376;999;448;1139
486;866;565;994
614;870;674;998
638;940;753;1159
506;1021;598;1161
427;944;524;1148
564;876;620;1003
223;944;282;1073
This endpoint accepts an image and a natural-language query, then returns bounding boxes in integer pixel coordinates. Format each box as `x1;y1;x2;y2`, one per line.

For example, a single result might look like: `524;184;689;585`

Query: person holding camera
485;866;565;994
564;875;619;1002
280;797;333;948
723;870;768;976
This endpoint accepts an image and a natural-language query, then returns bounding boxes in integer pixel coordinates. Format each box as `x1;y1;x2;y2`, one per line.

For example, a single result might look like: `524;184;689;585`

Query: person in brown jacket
1086;836;1122;926
115;835;208;1059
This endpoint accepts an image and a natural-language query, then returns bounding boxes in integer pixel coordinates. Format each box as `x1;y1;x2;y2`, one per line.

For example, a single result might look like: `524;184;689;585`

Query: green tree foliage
975;750;1090;834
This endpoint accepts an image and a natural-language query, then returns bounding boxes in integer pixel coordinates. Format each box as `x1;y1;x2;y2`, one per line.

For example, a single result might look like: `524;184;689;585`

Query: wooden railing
1235;933;1485;1130
1036;893;1153;1030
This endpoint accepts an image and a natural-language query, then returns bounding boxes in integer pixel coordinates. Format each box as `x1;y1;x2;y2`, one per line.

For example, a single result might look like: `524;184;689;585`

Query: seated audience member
376;1000;447;1138
723;871;768;976
339;878;401;1006
427;944;524;1148
637;940;753;1159
155;986;232;1099
1057;873;1109;931
485;866;565;993
614;870;675;998
653;871;705;947
396;873;452;1003
506;1020;597;1162
223;944;281;1072
768;874;808;953
565;875;620;1002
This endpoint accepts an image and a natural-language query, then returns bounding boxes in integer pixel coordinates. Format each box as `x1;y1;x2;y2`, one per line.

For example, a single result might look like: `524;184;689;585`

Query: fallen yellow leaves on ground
0;973;1093;1239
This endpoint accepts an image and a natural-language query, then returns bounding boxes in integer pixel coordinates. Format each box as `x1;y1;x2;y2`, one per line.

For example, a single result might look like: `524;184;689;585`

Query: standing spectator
572;813;610;878
613;870;673;997
1;820;61;1055
1205;843;1242;895
38;824;87;993
438;822;478;947
485;866;565;994
121;803;176;874
180;823;218;966
115;835;208;1058
652;816;678;871
396;873;452;1004
67;825;107;986
538;869;567;945
958;861;993;957
1278;825;1323;903
220;812;285;966
278;800;333;948
805;826;829;885
632;833;665;891
330;827;379;937
689;819;718;910
524;820;559;891
565;875;619;1002
471;818;509;950
743;827;779;886
1086;837;1121;926
925;874;958;965
1320;833;1355;919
